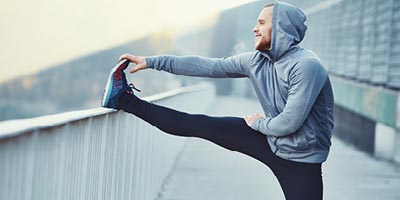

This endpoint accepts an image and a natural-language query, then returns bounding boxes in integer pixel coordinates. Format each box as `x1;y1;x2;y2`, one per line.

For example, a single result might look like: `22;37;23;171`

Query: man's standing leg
271;158;323;200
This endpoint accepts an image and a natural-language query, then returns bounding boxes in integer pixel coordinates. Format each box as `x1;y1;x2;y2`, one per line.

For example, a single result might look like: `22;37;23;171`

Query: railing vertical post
96;114;108;200
131;118;139;200
125;115;135;200
54;125;66;200
117;111;126;200
24;131;37;200
137;123;144;200
80;117;92;200
144;125;151;200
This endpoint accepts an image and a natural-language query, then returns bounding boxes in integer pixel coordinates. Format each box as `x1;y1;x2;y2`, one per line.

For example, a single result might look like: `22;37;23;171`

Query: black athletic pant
120;95;323;200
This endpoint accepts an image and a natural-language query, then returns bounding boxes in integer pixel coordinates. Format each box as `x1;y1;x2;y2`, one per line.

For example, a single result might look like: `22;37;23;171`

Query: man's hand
119;53;147;74
244;113;263;127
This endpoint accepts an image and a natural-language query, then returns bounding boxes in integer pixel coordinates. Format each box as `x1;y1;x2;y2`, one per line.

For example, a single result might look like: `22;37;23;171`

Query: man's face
253;6;273;51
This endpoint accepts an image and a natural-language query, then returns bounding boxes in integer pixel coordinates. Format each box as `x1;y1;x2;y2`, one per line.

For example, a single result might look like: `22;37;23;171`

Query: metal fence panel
343;0;363;78
0;83;216;200
371;0;393;84
388;0;400;88
325;6;337;73
302;9;329;70
303;0;400;90
332;2;346;76
358;0;376;82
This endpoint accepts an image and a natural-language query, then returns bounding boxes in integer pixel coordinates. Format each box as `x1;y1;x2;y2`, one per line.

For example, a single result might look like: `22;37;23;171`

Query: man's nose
253;25;258;33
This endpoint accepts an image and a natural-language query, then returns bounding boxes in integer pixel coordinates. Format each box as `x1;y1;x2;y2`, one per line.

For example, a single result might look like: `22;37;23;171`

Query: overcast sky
0;0;256;83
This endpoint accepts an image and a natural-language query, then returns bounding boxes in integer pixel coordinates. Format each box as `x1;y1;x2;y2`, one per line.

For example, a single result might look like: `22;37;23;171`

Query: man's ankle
118;92;139;112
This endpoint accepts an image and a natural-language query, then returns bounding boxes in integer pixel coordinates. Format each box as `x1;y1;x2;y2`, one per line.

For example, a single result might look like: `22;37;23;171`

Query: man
101;1;334;200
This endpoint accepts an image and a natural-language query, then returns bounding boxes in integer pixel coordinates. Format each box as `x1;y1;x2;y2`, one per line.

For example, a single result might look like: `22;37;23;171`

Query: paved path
156;97;400;200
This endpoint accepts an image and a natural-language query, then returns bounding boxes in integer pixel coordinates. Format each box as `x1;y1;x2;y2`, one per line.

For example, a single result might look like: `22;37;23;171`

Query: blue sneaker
101;59;131;109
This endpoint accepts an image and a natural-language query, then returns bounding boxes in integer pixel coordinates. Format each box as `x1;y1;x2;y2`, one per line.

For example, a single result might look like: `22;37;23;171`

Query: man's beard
255;39;271;51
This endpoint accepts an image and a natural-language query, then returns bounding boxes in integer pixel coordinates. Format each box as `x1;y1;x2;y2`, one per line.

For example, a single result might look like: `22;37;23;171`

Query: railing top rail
0;82;212;140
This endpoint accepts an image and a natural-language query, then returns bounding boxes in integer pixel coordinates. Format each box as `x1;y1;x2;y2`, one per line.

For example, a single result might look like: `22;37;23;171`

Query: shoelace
127;83;141;94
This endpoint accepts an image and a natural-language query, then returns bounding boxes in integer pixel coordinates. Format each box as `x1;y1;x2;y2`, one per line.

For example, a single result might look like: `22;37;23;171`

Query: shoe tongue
118;61;128;71
114;73;123;81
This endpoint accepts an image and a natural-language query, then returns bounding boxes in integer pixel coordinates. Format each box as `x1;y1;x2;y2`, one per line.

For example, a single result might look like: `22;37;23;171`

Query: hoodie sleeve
250;59;328;137
145;53;254;78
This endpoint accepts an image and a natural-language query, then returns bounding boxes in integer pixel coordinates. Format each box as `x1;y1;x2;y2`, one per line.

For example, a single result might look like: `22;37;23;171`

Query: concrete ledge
395;133;400;164
375;123;396;160
331;75;400;164
331;75;398;128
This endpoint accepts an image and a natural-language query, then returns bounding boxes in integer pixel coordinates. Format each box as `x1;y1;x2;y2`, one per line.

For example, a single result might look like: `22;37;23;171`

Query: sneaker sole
101;59;129;107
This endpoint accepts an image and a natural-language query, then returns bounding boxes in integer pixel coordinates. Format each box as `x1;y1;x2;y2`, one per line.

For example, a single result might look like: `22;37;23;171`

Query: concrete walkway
156;97;400;200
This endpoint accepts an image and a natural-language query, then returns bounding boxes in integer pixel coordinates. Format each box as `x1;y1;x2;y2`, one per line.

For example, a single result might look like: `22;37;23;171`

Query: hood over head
263;1;307;61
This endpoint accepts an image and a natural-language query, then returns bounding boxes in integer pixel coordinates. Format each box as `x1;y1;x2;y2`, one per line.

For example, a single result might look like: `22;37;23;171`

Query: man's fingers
244;116;253;126
119;53;137;63
243;113;263;127
130;66;138;74
119;54;147;74
129;64;144;74
119;53;130;61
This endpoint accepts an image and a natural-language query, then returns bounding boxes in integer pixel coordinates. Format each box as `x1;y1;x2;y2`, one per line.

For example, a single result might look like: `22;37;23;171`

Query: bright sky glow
0;0;256;83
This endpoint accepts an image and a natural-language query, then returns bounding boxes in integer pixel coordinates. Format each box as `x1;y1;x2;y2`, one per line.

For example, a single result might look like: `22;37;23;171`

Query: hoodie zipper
273;137;279;154
260;52;280;155
269;60;279;155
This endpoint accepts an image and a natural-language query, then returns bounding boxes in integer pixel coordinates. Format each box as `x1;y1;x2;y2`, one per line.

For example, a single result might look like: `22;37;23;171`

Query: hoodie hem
274;149;328;163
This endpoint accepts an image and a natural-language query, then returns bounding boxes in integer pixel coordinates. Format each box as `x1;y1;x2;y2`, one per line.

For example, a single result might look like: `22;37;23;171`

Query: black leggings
122;98;323;200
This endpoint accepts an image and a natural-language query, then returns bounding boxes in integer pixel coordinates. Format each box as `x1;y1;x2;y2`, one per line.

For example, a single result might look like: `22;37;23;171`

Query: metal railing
0;82;216;200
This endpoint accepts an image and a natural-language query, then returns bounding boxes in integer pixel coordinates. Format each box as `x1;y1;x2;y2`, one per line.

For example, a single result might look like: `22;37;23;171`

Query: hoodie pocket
275;129;311;152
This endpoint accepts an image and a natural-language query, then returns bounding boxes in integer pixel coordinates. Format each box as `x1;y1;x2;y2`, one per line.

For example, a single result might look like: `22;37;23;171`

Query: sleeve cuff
250;118;262;131
145;57;156;69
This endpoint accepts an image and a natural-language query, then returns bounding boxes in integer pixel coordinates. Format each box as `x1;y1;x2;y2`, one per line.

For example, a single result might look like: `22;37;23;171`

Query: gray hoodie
146;1;334;163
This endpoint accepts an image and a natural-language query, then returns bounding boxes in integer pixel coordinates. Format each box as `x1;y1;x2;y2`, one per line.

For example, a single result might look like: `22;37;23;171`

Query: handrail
0;82;216;200
0;82;213;139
